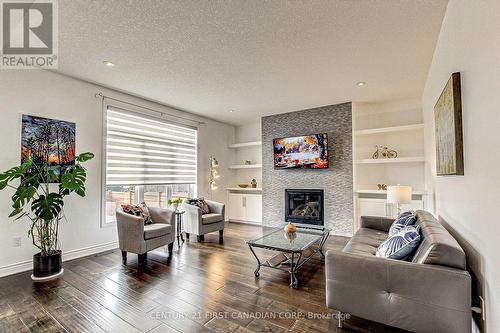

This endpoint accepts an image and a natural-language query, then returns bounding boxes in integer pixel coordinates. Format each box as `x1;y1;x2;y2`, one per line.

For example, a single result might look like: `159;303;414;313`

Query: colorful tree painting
273;133;329;169
21;115;76;182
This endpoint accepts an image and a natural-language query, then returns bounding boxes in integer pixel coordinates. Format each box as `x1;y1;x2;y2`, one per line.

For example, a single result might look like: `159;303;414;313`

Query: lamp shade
387;185;412;204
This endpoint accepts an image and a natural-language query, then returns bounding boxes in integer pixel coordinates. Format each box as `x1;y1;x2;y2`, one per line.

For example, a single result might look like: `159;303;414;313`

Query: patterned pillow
186;198;210;214
376;225;421;260
121;202;153;225
388;210;417;236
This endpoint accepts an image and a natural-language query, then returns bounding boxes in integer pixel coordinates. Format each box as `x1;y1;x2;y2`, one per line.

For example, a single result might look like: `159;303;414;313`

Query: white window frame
100;99;198;228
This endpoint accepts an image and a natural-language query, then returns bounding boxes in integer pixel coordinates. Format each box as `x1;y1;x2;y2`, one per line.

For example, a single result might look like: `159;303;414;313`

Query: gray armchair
182;200;225;243
116;206;176;264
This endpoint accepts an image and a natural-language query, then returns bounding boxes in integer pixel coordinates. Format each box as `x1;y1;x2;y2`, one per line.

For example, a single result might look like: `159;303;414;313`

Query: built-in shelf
354;124;424;136
353;101;426;230
226;187;262;192
354;157;425;164
228;141;262;148
228;164;262;169
355;189;426;195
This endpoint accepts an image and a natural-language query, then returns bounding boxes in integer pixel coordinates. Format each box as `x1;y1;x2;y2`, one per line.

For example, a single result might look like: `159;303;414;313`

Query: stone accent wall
261;102;353;236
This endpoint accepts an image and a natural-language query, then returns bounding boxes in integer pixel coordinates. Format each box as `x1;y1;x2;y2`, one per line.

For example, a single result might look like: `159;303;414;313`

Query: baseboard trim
0;241;118;278
228;219;263;226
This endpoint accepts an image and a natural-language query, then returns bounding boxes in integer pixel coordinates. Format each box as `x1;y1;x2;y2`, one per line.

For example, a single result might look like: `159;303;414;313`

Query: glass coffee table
245;224;330;288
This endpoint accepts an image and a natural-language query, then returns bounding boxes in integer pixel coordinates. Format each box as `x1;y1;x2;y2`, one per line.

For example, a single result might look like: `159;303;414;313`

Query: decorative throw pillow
388;210;417;236
121;202;153;225
376;225;421;260
186;198;211;214
139;202;153;224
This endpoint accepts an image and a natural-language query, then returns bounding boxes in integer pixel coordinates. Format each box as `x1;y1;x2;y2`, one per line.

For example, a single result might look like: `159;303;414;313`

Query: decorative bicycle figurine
372;145;398;159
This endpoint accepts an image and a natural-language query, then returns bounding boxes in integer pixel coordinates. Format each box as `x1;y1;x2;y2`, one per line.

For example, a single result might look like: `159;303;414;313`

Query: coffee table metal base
248;234;328;289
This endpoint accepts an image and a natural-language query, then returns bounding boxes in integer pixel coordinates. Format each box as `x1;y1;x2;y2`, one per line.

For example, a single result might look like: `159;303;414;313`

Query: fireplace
285;189;324;226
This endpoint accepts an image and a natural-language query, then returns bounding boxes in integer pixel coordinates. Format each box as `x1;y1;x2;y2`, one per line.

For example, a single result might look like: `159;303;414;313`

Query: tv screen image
273;133;329;169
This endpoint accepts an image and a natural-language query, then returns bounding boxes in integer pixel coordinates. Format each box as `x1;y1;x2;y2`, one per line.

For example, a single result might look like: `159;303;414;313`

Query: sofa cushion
144;224;172;240
343;228;388;256
376;226;421;260
411;211;466;269
414;210;435;227
388;210;417;236
201;213;223;225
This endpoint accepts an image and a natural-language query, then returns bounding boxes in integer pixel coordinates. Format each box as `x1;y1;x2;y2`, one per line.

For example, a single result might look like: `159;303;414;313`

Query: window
103;105;197;224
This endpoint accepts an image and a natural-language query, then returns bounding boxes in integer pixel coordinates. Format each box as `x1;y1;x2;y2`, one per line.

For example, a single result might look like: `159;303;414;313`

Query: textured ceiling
56;0;448;125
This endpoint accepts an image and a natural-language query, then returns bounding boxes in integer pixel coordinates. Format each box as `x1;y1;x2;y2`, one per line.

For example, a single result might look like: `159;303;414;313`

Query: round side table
175;210;185;247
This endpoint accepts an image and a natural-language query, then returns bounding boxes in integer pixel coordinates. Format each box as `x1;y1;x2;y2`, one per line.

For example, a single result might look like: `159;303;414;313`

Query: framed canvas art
434;72;464;176
21;115;76;182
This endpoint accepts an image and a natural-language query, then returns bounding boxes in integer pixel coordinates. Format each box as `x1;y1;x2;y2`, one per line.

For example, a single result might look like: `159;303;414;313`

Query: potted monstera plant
0;152;94;281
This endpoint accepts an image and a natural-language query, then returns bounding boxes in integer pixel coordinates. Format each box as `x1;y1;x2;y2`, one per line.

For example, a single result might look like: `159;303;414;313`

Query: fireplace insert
285;189;324;225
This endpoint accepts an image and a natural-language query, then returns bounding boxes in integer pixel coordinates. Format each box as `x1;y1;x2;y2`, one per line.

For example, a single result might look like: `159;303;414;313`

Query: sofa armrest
325;250;471;333
182;203;202;234
182;202;201;216
116;210;145;253
360;215;395;232
206;199;225;216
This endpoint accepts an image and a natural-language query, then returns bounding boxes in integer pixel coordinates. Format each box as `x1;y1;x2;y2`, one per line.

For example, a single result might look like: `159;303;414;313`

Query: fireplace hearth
285;189;324;226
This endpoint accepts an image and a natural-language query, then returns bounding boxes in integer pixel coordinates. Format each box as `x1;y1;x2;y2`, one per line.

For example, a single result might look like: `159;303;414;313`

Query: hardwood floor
0;223;405;333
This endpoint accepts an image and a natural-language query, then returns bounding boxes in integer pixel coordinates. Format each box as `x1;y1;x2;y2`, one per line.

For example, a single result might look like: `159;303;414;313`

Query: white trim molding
0;241;118;278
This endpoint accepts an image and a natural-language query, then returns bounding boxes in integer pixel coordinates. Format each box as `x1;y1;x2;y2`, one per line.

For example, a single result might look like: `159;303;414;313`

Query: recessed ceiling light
229;110;234;113
356;81;366;86
103;61;115;67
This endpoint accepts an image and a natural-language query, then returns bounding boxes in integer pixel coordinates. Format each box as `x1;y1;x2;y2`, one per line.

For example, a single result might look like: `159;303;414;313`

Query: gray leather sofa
326;210;471;333
116;207;176;263
182;200;225;243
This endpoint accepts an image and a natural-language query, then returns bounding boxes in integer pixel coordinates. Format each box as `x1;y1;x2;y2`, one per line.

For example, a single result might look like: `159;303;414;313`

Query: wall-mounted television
273;133;329;169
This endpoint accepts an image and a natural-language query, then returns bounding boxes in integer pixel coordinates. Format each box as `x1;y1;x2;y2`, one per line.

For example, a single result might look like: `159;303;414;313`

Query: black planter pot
32;251;62;280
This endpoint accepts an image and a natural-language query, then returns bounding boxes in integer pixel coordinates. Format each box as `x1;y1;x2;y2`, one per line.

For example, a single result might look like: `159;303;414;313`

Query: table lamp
387;185;412;215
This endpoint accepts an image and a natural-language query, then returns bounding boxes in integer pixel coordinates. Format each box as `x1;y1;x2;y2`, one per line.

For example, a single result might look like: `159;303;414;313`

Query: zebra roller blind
105;106;197;185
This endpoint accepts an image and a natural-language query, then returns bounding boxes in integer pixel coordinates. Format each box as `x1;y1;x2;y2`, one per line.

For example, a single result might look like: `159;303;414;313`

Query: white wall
422;1;500;331
0;70;235;276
